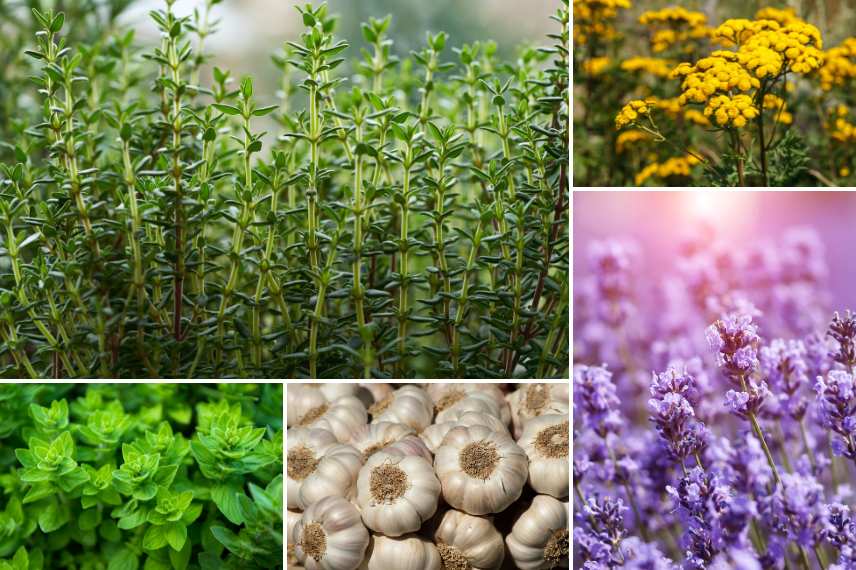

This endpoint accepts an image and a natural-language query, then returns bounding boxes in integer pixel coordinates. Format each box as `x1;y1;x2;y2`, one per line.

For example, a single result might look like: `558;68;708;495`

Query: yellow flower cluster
763;94;793;124
635;154;700;184
620;57;674;77
712;18;823;74
639;6;707;29
831;107;856;143
583;57;612;76
650;97;682;115
671;51;760;104
832;118;856;143
742;23;824;74
573;0;632;45
818;38;856;91
639;7;709;53
684;109;710;126
615;99;651;129
712;18;765;46
704;94;758;128
754;7;800;26
615;129;650;153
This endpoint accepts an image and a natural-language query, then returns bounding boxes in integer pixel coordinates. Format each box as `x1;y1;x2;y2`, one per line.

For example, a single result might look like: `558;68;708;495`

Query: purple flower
650;365;702;409
575;495;627;567
815;370;856;460
575;364;624;437
706;312;761;383
667;467;745;569
760;339;809;420
821;503;856;568
804;332;834;380
708;435;772;496
761;472;825;548
724;381;770;420
619;537;678;569
708;548;762;570
828;310;856;371
588;240;637;327
649;367;709;461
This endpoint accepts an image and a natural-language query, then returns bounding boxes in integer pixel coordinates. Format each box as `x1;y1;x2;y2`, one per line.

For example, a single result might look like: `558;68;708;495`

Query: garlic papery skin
359;383;393;405
421;412;509;454
356;450;440;537
349;421;415;461
434;392;504;424
505;495;569;569
383;434;433;461
517;414;569;498
428;384;511;426
287;427;364;509
369;385;434;431
434;425;528;515
293;496;370;570
288;509;305;570
358;534;442;570
434;509;505;570
296;395;368;443
288;385;328;427
507;383;569;438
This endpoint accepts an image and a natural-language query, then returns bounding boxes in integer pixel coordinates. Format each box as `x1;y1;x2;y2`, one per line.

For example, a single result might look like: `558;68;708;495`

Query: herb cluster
0;0;569;379
573;225;856;568
0;383;283;569
573;2;856;186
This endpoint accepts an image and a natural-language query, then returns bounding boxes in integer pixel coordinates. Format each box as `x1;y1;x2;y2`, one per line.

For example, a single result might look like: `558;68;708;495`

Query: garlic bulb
421;412;509;454
428;384;511;426
383;434;433;461
287;427;363;509
506;495;569;569
434;425;528;515
293;496;370;570
435;392;504;424
433;509;505;570
295;395;368;443
288;385;328;427
288;509;305;570
356;450;440;536
507;383;569;438
358;534;441;570
350;421;415;460
359;383;393;404
369;385;434;431
518;414;569;498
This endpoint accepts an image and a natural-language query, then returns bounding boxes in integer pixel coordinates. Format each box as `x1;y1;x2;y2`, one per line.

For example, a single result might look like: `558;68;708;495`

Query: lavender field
573;191;856;569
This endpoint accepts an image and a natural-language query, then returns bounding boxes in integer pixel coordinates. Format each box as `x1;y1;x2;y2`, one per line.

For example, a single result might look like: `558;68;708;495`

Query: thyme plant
0;0;569;378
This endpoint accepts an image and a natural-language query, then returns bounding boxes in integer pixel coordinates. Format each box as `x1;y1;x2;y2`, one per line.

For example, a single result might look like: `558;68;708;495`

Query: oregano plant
0;383;283;569
0;0;569;378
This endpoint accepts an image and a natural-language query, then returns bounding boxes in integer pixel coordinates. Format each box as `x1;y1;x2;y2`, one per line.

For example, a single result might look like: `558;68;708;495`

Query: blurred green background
120;0;558;102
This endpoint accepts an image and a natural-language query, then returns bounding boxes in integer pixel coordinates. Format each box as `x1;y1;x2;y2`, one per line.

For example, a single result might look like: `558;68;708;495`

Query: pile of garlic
287;383;570;570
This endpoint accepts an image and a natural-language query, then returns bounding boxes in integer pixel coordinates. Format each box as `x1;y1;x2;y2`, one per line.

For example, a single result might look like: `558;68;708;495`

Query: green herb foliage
0;0;569;378
0;383;283;569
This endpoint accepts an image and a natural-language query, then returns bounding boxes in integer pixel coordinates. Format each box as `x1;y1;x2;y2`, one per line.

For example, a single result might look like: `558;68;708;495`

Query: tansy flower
615;99;652;130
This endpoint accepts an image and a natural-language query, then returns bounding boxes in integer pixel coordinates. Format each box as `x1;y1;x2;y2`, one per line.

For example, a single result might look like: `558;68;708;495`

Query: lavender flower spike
574;364;624;437
706;312;761;384
649;366;709;463
707;312;780;485
815;370;856;461
828;310;856;371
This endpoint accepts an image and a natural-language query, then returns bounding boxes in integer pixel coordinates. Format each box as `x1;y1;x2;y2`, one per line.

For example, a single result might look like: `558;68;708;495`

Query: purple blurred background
573;191;856;311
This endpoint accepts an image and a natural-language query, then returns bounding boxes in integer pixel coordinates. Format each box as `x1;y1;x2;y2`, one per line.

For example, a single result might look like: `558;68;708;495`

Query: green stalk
166;6;186;343
306;73;322;378
396;142;414;377
451;218;484;375
351;118;371;379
